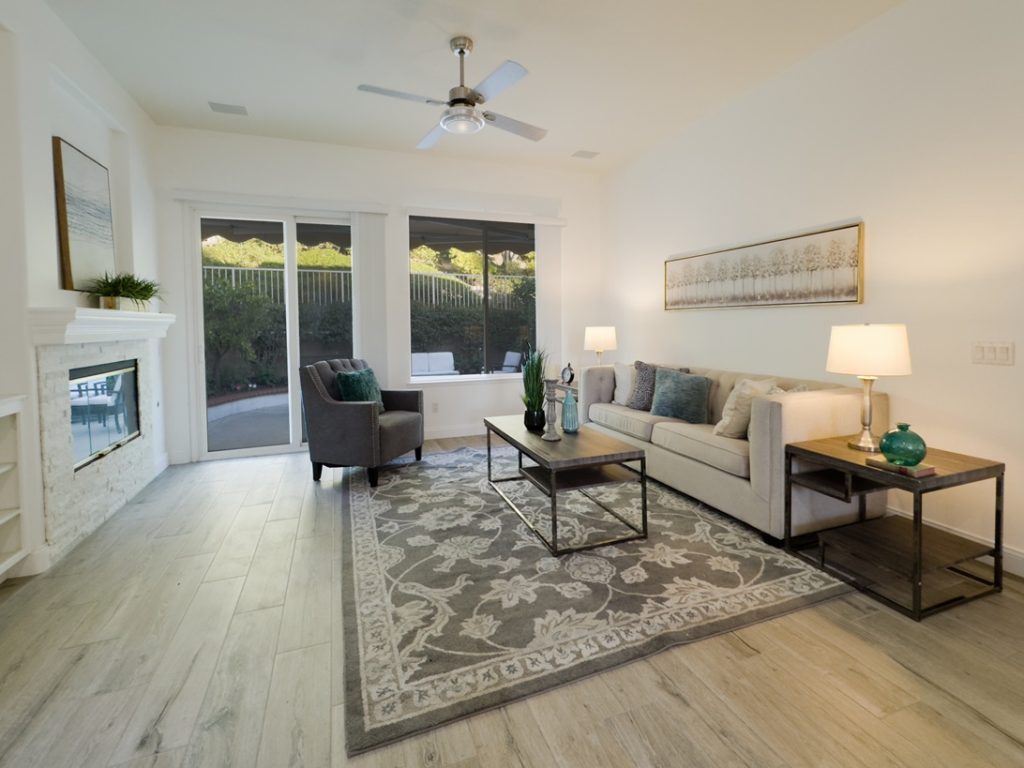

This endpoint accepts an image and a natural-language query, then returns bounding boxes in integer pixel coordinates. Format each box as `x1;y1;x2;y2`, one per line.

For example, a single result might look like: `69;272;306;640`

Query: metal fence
409;273;534;310
202;266;352;305
203;266;534;309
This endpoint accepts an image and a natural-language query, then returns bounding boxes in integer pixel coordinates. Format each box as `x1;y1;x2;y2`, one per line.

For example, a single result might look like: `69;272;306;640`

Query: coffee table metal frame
484;416;648;556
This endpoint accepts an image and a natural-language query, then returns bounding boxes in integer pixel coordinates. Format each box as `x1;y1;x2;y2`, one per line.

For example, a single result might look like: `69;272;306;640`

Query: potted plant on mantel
84;272;162;311
521;346;548;432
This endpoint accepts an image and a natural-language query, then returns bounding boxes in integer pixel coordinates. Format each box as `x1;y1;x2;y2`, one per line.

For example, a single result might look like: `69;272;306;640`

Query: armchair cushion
336;368;385;410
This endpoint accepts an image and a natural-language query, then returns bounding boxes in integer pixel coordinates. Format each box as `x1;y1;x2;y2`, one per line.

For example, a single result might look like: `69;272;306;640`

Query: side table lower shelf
791;515;998;618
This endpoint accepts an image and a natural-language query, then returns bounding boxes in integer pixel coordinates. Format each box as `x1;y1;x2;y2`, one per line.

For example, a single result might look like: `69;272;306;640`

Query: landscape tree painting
664;223;863;310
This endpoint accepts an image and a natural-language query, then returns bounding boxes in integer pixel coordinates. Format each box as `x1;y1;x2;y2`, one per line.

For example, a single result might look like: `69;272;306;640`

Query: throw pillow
336;368;385;410
612;362;636;405
625;361;658;410
713;378;777;438
650;369;711;423
625;361;691;411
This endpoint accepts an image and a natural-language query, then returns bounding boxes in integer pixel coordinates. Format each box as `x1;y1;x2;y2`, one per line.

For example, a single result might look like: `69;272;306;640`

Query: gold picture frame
52;137;116;291
664;222;864;310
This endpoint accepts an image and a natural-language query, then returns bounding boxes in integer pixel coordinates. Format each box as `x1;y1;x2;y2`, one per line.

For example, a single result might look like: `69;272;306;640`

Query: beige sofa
579;365;889;539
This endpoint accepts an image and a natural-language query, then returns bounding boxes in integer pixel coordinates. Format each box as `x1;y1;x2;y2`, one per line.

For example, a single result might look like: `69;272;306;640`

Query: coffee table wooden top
484;415;644;470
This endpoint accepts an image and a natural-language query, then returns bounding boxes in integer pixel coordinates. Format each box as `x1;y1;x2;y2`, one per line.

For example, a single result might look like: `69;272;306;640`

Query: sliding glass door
199;215;352;455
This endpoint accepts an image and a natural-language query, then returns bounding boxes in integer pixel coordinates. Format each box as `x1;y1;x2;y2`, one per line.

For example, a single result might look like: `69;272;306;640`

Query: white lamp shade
826;323;912;377
584;326;617;352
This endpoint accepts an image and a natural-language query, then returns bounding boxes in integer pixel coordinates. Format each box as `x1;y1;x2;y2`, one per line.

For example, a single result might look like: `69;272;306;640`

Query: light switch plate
972;341;1015;365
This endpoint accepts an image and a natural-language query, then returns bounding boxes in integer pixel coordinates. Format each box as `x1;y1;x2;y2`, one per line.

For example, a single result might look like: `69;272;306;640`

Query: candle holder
541;378;561;441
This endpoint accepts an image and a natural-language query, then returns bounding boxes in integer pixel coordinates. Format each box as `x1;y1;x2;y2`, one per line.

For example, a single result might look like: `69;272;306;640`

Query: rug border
341;447;850;756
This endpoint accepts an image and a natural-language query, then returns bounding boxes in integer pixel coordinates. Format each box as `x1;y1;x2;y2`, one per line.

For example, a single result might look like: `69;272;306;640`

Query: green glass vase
880;423;927;466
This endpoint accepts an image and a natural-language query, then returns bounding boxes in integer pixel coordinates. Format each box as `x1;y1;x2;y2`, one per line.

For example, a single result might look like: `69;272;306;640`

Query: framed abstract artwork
665;223;864;310
52;137;116;291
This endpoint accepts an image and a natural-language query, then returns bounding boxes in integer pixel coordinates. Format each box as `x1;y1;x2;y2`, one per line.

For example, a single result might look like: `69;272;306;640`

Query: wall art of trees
665;224;862;309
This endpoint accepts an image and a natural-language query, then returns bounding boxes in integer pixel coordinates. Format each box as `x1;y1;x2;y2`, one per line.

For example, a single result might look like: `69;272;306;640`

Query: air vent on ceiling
208;101;248;116
572;150;600;160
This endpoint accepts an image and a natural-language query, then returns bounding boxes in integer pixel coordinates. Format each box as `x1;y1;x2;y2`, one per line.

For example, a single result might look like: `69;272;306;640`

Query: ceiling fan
358;36;547;150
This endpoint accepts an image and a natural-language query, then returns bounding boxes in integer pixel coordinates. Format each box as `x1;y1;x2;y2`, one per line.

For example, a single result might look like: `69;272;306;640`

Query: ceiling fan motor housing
448;85;479;106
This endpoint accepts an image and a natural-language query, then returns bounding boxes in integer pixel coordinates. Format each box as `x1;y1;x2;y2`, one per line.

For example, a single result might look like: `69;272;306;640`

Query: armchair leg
415;446;422;461
312;462;323;482
367;467;379;488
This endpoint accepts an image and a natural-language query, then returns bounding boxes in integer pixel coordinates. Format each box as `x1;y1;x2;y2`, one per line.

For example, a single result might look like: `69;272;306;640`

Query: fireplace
68;359;140;469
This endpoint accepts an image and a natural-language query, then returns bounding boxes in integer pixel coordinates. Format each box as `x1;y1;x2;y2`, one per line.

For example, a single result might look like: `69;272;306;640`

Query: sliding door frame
183;204;352;462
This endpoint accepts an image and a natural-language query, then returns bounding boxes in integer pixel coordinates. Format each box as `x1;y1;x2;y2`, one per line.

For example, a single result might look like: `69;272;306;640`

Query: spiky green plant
520;345;548;411
84;272;162;309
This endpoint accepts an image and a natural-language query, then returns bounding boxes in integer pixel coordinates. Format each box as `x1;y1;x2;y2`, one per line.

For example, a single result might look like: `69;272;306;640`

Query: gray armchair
299;359;424;487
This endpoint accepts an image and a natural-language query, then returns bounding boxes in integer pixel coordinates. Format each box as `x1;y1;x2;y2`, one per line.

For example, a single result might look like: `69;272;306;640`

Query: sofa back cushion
687;367;841;424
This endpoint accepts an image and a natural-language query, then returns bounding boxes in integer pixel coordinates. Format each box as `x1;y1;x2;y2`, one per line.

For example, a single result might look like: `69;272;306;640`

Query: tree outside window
409;217;535;375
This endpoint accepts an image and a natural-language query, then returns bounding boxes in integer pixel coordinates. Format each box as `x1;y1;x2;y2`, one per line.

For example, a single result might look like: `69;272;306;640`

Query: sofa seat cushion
650;422;751;479
588;402;683;441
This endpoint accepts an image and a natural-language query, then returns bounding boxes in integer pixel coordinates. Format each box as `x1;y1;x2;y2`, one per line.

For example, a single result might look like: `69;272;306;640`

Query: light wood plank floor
0;436;1022;767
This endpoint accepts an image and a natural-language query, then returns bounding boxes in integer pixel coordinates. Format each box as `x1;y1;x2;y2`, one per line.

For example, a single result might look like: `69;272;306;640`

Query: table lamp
826;323;911;452
584;326;617;365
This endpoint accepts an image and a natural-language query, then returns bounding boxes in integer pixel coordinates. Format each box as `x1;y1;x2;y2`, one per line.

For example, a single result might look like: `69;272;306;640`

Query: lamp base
848;429;881;452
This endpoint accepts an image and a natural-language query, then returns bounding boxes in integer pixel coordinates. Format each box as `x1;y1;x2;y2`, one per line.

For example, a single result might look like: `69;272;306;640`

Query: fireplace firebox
69;359;140;469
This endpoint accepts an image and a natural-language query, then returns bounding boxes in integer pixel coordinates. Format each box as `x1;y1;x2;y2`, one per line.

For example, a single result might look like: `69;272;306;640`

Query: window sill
407;373;522;386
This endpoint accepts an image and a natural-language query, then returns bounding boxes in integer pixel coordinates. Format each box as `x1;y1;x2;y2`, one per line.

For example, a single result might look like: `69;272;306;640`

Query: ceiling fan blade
472;60;527;103
416;122;446;150
358;84;446;106
482;111;547;142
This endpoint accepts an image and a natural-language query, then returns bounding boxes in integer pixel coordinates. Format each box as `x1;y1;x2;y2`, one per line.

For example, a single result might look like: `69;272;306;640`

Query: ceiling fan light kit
440;105;484;134
358;36;547;149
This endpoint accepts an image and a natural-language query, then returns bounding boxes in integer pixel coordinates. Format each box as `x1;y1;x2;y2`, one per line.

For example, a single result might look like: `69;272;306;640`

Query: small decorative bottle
880;423;927;466
561;388;579;434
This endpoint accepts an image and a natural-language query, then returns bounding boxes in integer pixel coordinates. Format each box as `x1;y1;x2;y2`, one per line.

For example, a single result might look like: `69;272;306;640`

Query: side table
785;436;1003;620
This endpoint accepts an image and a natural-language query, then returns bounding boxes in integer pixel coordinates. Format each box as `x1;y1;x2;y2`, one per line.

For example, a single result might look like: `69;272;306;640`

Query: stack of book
865;456;936;477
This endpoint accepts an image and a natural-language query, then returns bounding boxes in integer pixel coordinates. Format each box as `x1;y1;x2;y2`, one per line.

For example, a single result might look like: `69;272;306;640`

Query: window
409;216;535;376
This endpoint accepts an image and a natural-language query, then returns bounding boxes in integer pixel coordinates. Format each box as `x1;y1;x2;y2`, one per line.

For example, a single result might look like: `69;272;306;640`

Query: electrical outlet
972;341;1015;365
431;402;439;413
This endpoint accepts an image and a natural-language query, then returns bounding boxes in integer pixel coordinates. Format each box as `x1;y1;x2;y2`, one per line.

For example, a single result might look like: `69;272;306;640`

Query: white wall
153;128;604;462
601;0;1024;569
0;0;162;573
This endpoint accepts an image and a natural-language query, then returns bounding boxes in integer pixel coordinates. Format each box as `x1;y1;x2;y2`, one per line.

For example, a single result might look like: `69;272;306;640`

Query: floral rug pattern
341;447;846;754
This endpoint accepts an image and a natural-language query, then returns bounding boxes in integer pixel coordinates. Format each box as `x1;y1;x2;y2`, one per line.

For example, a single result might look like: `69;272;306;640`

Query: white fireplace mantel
28;307;176;346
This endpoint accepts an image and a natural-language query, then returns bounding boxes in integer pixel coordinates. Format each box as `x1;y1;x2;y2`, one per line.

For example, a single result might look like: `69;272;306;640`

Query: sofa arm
748;388;889;504
579;365;615;423
382;389;423;414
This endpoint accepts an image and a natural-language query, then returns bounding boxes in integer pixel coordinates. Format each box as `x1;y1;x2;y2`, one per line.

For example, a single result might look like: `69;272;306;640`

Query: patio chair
299;358;423;487
500;351;522;372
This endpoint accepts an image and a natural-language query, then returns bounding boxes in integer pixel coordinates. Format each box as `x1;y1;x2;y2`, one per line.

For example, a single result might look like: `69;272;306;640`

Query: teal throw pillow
650;369;711;423
336;368;385;410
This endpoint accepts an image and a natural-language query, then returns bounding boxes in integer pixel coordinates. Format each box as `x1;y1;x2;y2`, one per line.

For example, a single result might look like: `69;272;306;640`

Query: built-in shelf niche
0;396;27;579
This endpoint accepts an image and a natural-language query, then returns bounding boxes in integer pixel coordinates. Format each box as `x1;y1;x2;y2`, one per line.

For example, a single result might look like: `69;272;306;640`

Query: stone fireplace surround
29;307;174;565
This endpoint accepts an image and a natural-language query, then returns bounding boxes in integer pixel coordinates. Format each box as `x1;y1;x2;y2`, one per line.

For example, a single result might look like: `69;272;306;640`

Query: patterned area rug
341;447;846;755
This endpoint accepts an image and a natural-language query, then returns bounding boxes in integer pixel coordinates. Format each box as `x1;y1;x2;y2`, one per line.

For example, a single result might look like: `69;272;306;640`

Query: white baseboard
153;451;170;475
886;504;1023;578
9;548;52;578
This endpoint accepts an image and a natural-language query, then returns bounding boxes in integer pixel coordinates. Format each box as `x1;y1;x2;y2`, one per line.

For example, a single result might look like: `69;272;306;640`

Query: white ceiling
43;0;902;173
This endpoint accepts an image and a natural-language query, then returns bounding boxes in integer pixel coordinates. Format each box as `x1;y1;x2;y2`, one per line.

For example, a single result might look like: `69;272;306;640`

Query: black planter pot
523;409;546;432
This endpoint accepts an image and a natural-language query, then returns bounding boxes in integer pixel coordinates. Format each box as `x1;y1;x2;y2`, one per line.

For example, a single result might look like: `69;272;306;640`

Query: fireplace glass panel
69;360;140;469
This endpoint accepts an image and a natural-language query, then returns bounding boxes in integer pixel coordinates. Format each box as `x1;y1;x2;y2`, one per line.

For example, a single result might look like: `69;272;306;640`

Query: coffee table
484;415;648;555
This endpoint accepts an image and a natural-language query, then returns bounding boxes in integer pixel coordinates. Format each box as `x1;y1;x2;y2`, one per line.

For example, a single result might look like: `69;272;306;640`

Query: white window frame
184;204;353;461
